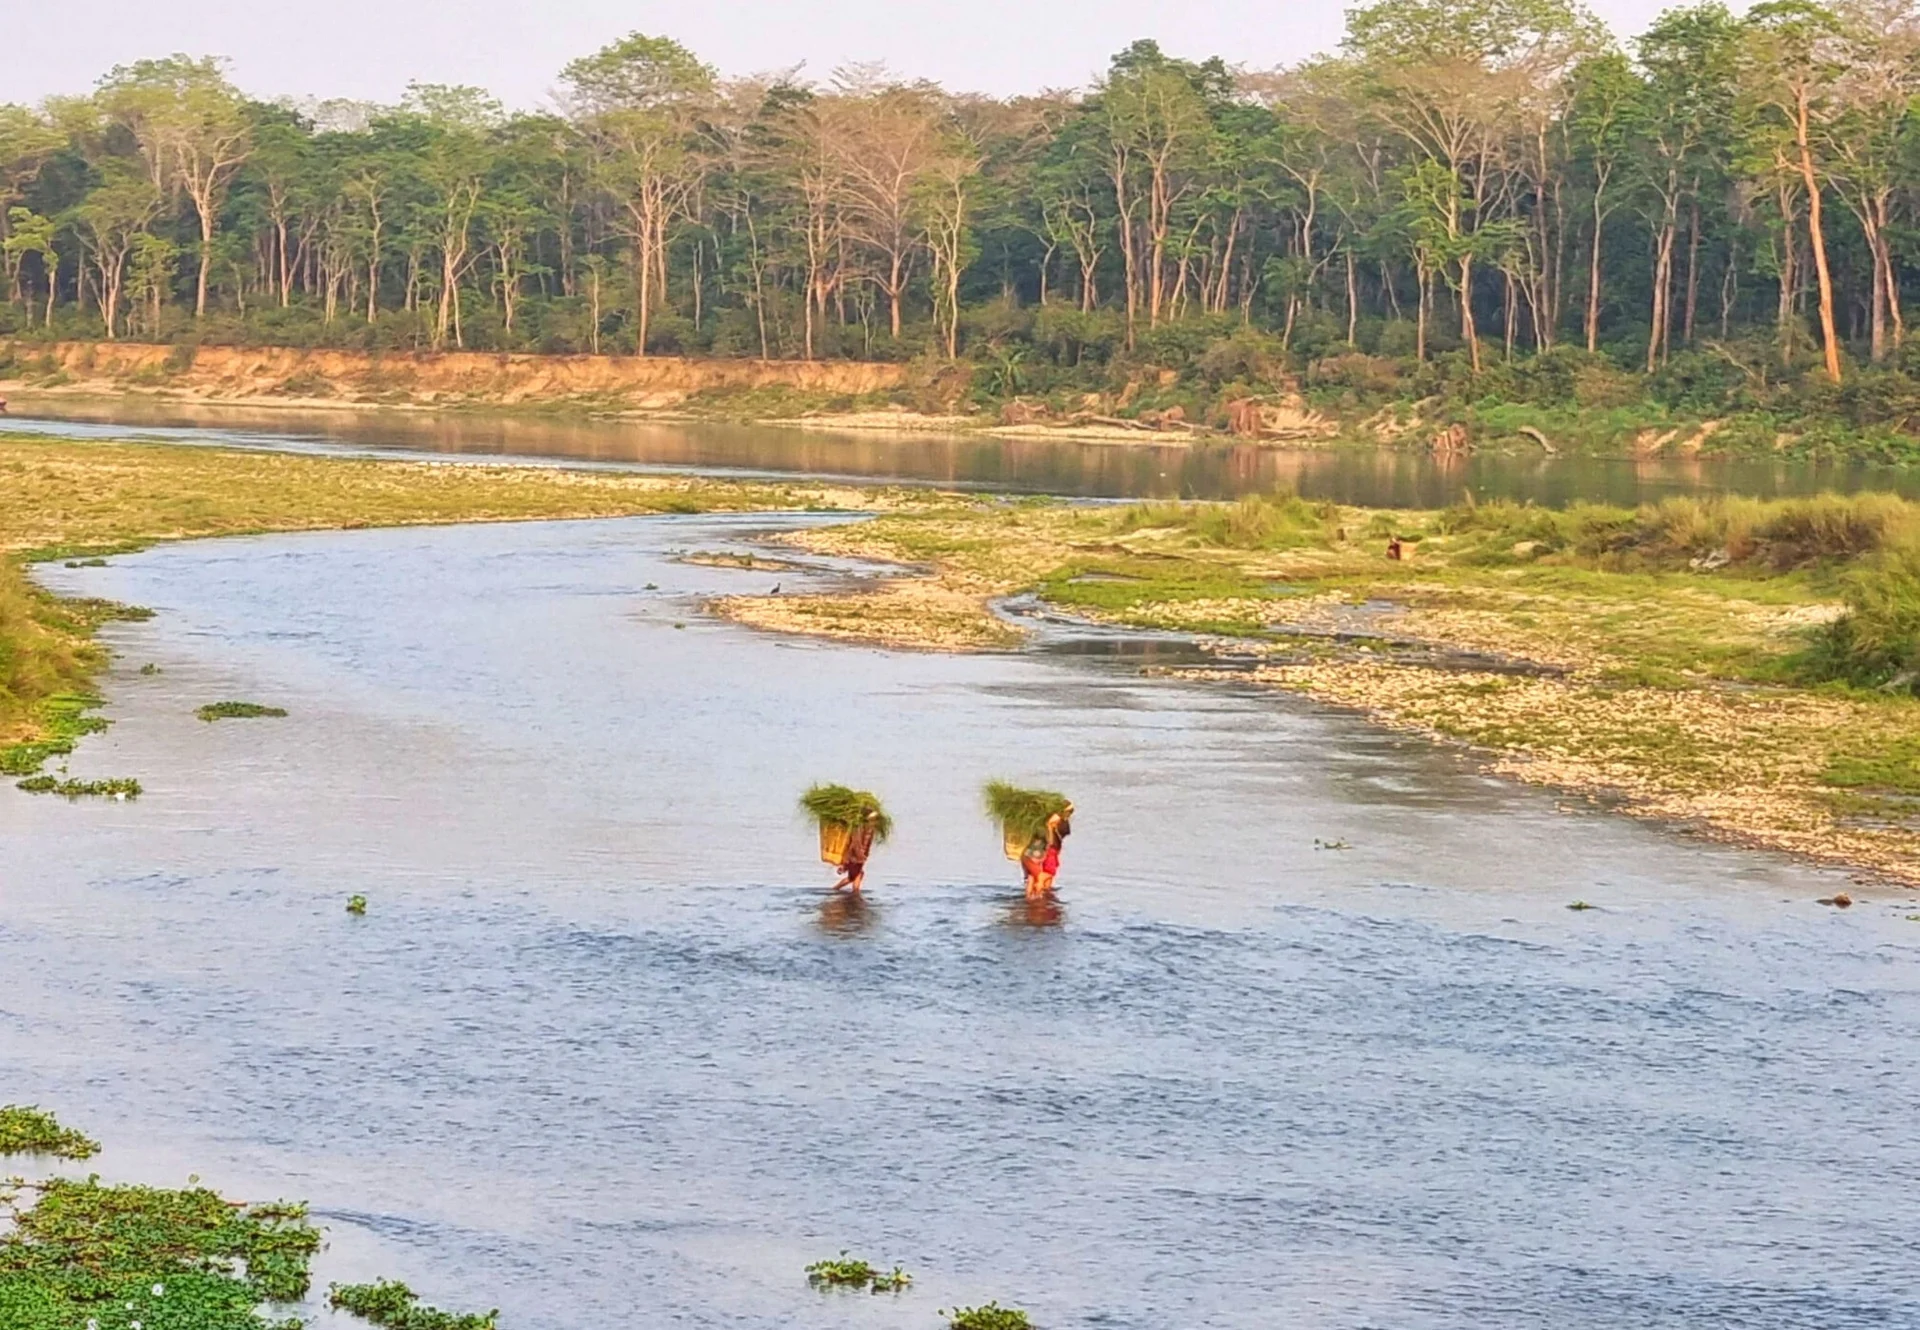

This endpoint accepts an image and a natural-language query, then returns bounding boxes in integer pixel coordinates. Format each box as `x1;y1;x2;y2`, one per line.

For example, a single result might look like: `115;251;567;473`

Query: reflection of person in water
831;809;880;894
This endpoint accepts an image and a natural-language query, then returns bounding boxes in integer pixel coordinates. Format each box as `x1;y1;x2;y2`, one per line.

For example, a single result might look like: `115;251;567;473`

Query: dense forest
14;0;1920;450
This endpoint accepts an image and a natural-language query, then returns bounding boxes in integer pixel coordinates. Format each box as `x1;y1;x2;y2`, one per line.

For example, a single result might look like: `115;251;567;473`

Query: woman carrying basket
833;809;881;895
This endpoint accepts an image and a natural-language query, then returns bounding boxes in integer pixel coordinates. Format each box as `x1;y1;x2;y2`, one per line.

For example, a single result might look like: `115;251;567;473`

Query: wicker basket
819;822;853;865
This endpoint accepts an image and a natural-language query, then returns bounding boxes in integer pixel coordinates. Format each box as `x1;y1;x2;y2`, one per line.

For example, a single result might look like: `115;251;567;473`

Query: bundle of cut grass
984;780;1071;859
801;784;893;863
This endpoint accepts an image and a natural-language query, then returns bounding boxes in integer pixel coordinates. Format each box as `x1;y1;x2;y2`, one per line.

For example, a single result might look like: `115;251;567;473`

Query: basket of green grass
984;780;1071;860
800;784;893;863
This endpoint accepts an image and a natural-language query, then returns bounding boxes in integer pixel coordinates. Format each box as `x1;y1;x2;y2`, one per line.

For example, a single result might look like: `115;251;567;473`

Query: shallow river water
10;397;1920;505
4;514;1919;1329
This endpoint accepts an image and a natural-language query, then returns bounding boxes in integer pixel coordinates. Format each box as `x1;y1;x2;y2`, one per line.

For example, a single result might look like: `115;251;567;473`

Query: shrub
1799;539;1920;693
1116;491;1338;550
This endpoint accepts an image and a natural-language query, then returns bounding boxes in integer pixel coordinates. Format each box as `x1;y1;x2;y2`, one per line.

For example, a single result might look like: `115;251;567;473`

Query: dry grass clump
1115;491;1339;550
1437;491;1920;571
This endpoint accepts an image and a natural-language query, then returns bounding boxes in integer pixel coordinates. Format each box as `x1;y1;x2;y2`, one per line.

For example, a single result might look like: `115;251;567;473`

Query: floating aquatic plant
0;1105;100;1159
944;1302;1033;1330
329;1279;499;1330
15;775;142;799
983;781;1070;840
805;1253;912;1293
139;663;161;675
0;1176;322;1323
799;785;894;841
1567;900;1596;911
346;895;368;916
195;702;288;722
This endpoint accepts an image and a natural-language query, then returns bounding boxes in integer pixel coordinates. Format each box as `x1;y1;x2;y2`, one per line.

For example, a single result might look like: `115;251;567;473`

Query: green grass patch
328;1279;498;1330
0;1107;99;1160
1037;557;1274;615
1821;733;1920;793
195;702;289;722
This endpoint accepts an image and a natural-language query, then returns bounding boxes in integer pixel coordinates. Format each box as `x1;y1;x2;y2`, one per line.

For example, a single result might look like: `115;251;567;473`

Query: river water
3;513;1917;1329
8;396;1920;505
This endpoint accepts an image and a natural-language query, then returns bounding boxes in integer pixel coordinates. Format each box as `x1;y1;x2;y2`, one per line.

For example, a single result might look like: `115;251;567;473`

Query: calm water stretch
9;395;1920;505
4;513;1918;1329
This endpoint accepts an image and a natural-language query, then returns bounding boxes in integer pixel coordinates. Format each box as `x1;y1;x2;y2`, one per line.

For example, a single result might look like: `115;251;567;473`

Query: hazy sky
2;0;1701;108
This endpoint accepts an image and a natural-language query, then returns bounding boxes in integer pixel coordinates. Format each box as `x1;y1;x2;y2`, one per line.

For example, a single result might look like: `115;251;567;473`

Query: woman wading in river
1036;803;1072;896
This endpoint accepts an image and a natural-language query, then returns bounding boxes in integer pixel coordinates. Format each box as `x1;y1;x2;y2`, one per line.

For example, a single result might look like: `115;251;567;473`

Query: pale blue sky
3;0;1705;108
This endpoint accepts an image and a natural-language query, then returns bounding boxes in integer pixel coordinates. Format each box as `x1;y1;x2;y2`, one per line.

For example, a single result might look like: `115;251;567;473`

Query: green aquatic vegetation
139;663;161;675
944;1303;1032;1330
799;785;894;841
328;1279;498;1330
346;894;368;916
195;702;289;722
62;558;108;569
1;695;110;777
1568;900;1596;911
0;1177;321;1325
0;1107;99;1160
983;781;1070;840
804;1253;912;1293
15;775;142;799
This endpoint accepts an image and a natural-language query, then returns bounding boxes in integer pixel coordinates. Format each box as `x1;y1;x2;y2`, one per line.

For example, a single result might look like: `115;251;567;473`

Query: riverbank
716;493;1920;886
0;430;909;774
1;340;1250;447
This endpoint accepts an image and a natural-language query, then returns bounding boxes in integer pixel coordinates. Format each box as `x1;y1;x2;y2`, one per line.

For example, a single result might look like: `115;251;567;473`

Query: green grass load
799;784;894;841
983;781;1070;840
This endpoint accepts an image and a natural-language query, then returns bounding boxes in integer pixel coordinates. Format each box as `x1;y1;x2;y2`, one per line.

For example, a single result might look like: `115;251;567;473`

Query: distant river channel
4;511;1918;1328
10;395;1920;505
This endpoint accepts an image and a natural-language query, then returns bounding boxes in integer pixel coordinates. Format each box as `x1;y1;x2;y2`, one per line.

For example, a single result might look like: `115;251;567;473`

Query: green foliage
328;1279;498;1330
1433;493;1919;572
194;701;288;722
943;1302;1033;1330
0;1107;99;1160
798;784;894;841
983;781;1070;840
15;776;142;799
804;1253;913;1293
346;894;369;916
1798;541;1920;693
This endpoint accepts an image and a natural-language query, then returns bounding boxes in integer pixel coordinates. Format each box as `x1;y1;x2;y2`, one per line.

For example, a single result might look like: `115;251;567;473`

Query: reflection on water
2;513;1918;1329
9;395;1920;505
816;891;879;936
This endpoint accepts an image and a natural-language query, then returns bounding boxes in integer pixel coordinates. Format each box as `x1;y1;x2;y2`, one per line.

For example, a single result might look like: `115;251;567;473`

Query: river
7;396;1920;505
3;513;1916;1329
